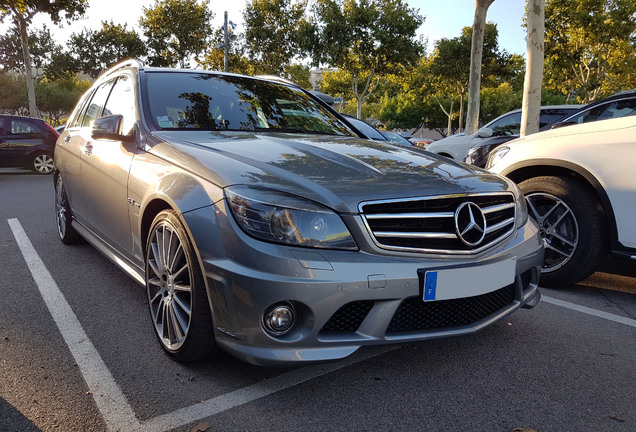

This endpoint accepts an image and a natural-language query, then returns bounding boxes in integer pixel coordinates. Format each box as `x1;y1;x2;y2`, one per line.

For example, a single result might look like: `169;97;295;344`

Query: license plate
422;258;516;302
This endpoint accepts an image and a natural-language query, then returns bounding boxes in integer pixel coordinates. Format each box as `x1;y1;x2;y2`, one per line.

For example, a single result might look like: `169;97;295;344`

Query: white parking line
10;217;636;431
542;295;636;328
8;218;395;432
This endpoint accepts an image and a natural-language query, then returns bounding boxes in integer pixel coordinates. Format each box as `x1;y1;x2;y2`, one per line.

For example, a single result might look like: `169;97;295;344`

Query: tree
0;24;57;74
67;21;147;78
307;0;424;119
520;0;544;136
429;23;508;133
0;0;86;116
0;71;27;114
465;0;495;135
139;0;213;68
36;77;91;125
243;0;308;75
544;0;636;103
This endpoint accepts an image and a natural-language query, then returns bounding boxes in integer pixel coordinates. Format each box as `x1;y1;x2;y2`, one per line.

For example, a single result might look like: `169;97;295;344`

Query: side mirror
91;115;132;141
476;127;493;138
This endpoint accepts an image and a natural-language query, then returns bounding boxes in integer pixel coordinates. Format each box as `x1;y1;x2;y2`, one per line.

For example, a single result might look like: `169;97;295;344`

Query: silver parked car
54;61;543;366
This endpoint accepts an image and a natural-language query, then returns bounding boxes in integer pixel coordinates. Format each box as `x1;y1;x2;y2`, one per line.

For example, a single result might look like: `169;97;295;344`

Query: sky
2;0;529;58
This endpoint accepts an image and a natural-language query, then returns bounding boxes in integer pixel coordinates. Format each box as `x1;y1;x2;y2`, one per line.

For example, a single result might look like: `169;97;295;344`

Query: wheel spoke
173;292;192;316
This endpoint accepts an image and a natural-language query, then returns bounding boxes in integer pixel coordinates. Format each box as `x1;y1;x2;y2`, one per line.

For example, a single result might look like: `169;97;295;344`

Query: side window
81;80;115;127
9;119;44;137
102;75;136;135
489;112;521;136
67;91;93;128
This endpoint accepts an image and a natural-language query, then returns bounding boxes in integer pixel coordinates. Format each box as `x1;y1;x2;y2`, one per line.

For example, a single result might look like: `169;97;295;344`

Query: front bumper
184;205;543;366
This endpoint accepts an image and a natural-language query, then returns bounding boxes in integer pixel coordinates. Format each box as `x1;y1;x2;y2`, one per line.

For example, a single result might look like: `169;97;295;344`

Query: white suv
487;116;636;287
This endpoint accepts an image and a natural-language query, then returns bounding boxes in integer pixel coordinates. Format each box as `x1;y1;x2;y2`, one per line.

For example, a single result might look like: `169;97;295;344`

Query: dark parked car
54;60;543;366
0;114;59;174
464;106;582;168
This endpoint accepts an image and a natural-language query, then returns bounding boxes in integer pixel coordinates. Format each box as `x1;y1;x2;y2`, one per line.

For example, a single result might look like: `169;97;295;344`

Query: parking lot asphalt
1;170;635;432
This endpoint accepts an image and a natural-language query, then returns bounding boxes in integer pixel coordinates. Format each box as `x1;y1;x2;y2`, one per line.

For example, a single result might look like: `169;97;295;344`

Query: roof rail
101;59;144;79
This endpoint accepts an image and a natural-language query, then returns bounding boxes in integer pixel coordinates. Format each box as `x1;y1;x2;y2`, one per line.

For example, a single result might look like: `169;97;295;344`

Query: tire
145;210;217;362
32;153;55;174
55;175;84;244
519;175;608;287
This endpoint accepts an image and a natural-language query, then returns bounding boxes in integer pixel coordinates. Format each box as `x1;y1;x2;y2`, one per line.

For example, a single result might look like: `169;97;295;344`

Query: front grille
360;193;516;254
320;301;374;334
386;284;514;334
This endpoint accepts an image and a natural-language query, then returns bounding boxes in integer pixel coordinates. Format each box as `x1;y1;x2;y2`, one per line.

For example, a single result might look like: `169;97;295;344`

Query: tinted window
568;98;636;124
9;118;44;137
488;112;521;136
538;109;578;127
102;75;136;135
81;80;115;127
145;72;354;136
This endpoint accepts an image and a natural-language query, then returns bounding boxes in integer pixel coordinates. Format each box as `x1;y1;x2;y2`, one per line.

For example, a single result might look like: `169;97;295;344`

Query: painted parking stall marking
8;217;395;432
9;217;636;431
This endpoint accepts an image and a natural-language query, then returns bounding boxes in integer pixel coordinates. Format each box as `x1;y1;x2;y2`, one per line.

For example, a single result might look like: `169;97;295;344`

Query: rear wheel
55;175;83;244
145;210;217;362
519;175;608;287
32;153;55;174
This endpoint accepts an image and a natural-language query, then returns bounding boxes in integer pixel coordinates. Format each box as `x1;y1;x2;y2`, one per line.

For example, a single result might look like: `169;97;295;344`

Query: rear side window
9;118;44;137
568;98;636;124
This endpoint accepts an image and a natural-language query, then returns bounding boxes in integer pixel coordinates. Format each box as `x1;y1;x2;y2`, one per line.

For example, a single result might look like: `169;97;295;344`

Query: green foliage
284;64;312;89
0;71;27;114
0;0;87;25
66;21;147;78
307;0;424;117
0;24;57;73
199;27;255;74
36;77;90;125
243;0;308;75
544;0;636;102
139;0;213;68
479;83;520;124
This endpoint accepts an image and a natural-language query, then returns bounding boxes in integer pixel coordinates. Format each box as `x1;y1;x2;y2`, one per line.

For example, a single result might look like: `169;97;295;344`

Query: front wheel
32;153;55;174
519;175;608;287
145;210;217;362
55;175;84;244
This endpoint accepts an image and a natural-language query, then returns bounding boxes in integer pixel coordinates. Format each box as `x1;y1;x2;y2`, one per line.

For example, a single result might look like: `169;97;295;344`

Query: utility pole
224;11;229;72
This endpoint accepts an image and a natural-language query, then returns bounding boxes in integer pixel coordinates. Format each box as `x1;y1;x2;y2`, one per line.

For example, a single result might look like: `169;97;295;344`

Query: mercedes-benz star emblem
454;202;487;246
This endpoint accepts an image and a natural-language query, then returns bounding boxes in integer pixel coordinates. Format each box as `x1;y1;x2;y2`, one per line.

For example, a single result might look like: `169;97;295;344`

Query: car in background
427;105;582;162
549;90;636;129
340;114;413;146
0;114;59;174
54;60;543;366
487;116;636;287
468;92;636;168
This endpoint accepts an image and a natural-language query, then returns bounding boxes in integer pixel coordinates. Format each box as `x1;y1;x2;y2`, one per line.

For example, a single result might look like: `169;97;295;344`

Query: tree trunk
521;0;545;136
17;15;38;117
465;0;494;135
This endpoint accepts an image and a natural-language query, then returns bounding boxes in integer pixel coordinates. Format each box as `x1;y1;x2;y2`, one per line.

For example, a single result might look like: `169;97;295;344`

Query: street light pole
224;11;229;72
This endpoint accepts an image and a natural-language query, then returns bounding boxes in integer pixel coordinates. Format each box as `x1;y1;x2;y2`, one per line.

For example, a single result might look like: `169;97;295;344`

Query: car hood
147;131;511;213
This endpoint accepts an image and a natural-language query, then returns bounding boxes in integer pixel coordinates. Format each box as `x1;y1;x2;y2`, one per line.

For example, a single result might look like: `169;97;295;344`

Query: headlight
485;146;510;169
225;186;357;250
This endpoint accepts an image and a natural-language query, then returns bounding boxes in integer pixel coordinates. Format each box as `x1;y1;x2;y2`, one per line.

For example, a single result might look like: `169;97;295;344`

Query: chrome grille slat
374;231;457;239
360;193;516;254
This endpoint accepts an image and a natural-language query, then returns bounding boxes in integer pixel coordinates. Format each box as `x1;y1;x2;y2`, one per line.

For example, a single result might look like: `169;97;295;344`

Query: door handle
83;142;93;156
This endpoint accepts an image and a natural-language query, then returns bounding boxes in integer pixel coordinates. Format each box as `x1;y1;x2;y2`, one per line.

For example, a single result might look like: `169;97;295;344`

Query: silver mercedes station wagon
54;60;543;366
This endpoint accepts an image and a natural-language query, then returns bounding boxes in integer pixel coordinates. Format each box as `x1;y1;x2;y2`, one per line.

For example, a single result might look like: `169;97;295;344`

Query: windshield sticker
157;116;173;128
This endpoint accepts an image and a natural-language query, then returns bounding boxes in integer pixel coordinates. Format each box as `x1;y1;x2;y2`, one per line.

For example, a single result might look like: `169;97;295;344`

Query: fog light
262;303;295;336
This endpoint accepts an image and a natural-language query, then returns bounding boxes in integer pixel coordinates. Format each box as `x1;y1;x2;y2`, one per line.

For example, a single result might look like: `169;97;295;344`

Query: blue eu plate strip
424;271;437;301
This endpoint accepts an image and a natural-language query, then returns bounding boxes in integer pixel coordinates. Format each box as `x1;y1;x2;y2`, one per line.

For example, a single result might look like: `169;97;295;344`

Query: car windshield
145;71;354;136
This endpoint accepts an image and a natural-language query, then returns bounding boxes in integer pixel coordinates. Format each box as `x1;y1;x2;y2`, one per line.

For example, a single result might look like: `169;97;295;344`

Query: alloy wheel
34;154;55;174
525;192;579;273
146;221;194;351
